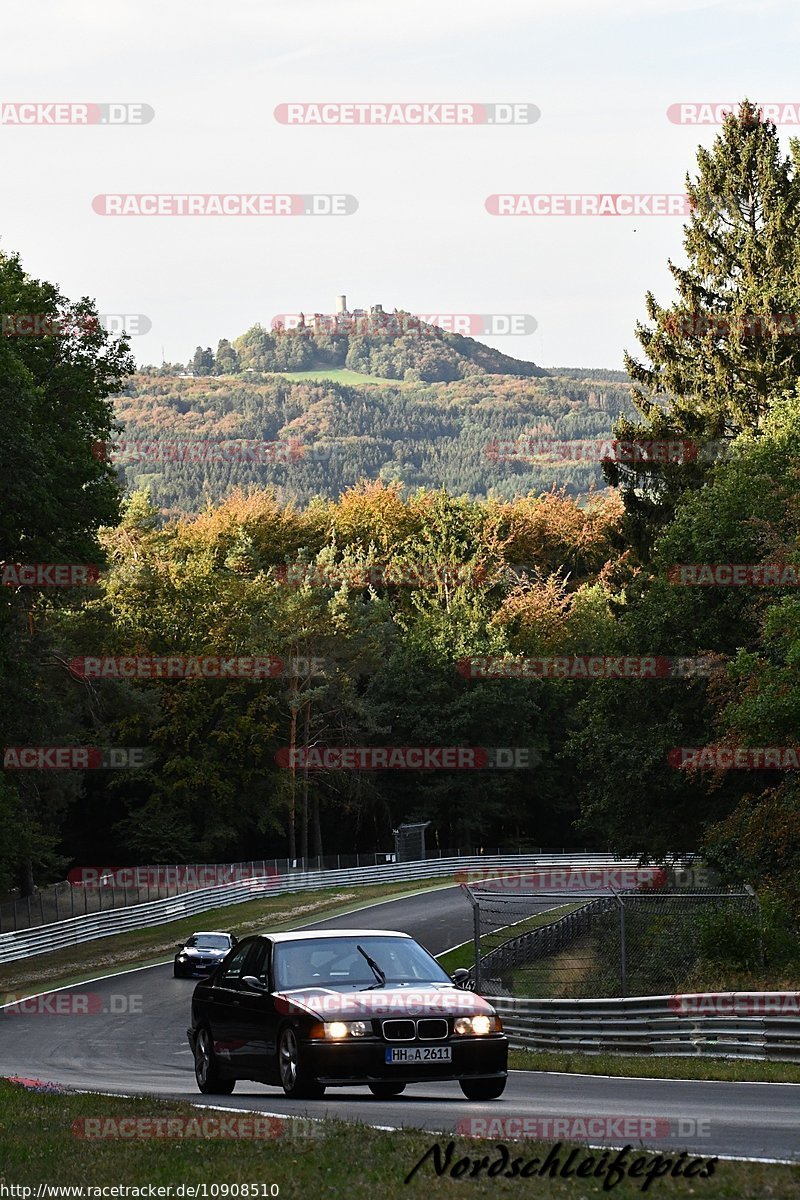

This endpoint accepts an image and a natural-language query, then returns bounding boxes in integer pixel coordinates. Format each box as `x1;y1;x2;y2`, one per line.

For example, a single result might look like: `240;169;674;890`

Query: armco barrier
0;854;634;965
494;993;800;1062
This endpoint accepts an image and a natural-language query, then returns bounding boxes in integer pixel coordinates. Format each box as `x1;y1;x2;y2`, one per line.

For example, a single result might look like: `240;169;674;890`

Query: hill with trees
193;310;546;383
112;365;636;517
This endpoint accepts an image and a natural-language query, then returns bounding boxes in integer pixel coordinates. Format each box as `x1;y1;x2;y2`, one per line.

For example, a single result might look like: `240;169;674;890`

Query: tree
0;248;134;893
192;346;215;375
572;393;800;859
611;100;800;555
214;338;240;375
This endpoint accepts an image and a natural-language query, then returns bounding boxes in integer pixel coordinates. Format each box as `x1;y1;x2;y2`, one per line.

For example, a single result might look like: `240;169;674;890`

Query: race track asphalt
1;885;797;1162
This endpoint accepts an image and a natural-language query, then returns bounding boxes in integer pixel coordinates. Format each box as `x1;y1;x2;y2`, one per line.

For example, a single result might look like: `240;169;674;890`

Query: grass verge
509;1048;800;1084
0;878;451;1000
0;1080;798;1196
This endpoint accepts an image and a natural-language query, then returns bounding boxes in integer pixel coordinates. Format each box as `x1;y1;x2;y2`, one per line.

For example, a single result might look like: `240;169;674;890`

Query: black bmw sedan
174;931;237;977
187;929;507;1100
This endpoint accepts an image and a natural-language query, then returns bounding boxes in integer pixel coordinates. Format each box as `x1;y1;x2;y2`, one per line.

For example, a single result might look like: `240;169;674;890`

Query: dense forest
1;102;799;930
112;369;636;515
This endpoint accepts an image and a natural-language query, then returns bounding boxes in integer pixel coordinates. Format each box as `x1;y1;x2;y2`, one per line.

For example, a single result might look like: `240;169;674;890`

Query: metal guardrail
494;992;800;1062
0;854;634;965
0;846;609;932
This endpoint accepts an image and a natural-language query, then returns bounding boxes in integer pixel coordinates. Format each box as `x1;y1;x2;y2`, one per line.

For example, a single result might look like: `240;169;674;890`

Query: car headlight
454;1014;499;1035
323;1020;371;1039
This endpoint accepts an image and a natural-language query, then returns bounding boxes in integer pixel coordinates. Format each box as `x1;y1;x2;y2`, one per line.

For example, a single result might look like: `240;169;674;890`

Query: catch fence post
745;884;765;971
619;898;627;998
609;884;626;998
463;884;482;994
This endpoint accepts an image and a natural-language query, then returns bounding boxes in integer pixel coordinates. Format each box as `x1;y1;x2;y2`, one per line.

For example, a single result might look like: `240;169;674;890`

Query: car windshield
272;935;452;991
186;935;230;950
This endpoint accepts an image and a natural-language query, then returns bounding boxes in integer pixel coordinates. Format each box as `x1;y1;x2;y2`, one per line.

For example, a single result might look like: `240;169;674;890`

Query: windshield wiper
356;944;386;988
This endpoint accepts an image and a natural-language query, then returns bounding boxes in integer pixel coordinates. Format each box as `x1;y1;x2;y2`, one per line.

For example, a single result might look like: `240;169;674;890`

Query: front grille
381;1018;449;1041
381;1019;415;1041
417;1018;448;1040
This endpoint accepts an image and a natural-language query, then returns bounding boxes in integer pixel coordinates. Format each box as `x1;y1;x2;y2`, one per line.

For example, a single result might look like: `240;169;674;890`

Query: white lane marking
509;1068;800;1087
0;959;175;1010
302;881;455;923
31;1086;800;1164
437;902;563;958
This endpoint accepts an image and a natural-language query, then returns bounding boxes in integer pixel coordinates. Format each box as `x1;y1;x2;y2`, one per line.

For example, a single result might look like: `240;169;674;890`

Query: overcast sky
2;0;798;370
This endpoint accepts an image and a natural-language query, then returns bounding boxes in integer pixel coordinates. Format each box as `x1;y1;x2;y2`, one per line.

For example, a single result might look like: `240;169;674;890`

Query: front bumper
175;959;220;975
304;1034;508;1085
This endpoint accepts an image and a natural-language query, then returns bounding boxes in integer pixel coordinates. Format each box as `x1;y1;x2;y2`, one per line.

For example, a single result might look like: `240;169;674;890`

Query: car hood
274;983;495;1020
181;947;226;957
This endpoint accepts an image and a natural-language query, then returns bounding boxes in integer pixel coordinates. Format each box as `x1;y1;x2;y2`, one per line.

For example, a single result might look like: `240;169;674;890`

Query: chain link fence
0;854;399;932
0;845;592;933
463;876;760;998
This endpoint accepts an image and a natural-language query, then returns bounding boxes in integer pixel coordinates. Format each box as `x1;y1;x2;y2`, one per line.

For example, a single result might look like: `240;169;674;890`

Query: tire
459;1076;507;1101
173;966;184;978
278;1025;325;1099
368;1082;406;1098
194;1027;235;1095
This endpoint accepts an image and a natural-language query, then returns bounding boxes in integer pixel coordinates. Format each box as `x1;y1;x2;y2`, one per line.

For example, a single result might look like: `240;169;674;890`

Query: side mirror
451;968;471;989
230;935;239;946
241;975;266;991
176;945;186;953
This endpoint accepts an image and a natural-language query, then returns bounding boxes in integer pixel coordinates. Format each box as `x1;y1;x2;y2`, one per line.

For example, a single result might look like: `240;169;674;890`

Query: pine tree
610;100;800;555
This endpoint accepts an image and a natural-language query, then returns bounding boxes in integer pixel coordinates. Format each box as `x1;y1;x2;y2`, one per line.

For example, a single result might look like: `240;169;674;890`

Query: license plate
385;1046;452;1064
